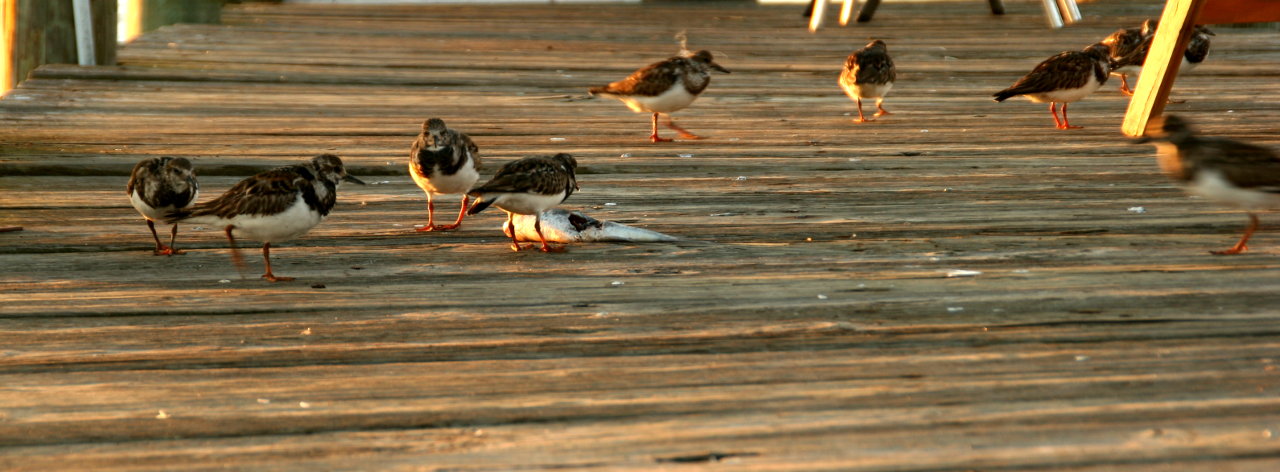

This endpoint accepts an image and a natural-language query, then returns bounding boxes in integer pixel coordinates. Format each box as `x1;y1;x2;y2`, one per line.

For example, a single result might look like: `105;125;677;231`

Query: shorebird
839;39;896;123
1182;25;1215;73
993;43;1112;130
1137;114;1280;255
409;118;480;231
467;153;578;253
1102;21;1211;101
167;154;365;281
1101;19;1156;95
127;156;199;255
589;50;730;143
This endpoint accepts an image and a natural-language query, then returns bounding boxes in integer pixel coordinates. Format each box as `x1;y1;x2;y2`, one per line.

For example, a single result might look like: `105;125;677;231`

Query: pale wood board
1;1;1280;470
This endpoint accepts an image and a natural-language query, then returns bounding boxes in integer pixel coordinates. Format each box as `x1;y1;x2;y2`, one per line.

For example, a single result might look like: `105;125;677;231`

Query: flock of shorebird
125;18;1277;282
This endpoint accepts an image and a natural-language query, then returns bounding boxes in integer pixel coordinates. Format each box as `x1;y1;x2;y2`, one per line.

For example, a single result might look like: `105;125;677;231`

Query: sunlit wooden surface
1;1;1279;470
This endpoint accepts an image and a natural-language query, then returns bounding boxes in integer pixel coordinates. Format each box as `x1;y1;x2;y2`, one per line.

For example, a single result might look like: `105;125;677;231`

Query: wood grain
1;1;1279;470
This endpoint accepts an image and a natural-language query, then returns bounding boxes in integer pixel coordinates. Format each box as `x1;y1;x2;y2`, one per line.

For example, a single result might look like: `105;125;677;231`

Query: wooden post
1121;0;1207;137
808;0;827;33
123;0;222;42
1121;0;1280;137
2;0;116;96
1;0;16;95
73;0;95;65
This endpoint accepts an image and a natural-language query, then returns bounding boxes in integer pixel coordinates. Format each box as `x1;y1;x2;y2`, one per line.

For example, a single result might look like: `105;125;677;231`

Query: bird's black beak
344;175;367;185
710;62;730;74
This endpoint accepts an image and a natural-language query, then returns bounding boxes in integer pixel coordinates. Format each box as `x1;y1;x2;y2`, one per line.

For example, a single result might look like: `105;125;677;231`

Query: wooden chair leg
1121;0;1207;137
838;0;857;26
856;0;881;22
1057;0;1082;24
808;0;828;32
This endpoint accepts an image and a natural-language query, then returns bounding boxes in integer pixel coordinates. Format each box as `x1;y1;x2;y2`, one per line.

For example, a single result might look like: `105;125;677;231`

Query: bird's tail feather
992;88;1019;102
467;197;494;215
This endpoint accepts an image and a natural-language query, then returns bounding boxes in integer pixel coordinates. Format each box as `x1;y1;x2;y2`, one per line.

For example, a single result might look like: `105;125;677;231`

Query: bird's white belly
412;158;479;196
493;191;567;215
225;196;323;243
843;81;893;100
1111;64;1141;77
1025;74;1102;103
130;189;196;222
1180;57;1199;73
617;85;698;114
1188;170;1280;211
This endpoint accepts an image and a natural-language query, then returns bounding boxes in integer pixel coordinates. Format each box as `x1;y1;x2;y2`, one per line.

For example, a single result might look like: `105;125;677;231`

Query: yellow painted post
1121;0;1207;137
2;0;115;96
2;0;16;95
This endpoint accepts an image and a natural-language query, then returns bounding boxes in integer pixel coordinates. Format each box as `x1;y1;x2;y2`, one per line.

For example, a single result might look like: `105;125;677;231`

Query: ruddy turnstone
993;43;1111;130
1102;21;1211;99
409;118;480;231
1101;19;1156;95
167;154;365;281
467;153;578;252
127;156;199;256
588;50;730;143
1182;25;1214;73
839;39;896;123
1137;114;1280;255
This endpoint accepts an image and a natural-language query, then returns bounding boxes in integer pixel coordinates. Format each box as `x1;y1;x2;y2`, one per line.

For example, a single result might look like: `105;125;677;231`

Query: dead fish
505;209;678;243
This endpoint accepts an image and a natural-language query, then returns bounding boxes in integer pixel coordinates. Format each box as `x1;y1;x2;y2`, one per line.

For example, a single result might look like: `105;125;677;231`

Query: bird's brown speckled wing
1193;138;1280;192
594;57;684;97
844;47;895;86
471;156;573;197
190;165;316;219
125;158;157;196
998;51;1097;97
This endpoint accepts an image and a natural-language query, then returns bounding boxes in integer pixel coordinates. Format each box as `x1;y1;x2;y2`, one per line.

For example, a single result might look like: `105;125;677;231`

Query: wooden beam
92;0;117;67
72;0;95;66
1;0;15;95
1197;0;1280;24
2;0;115;96
1121;0;1207;137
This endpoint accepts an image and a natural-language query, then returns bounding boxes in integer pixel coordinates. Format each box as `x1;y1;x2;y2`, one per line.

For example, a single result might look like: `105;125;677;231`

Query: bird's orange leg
164;224;185;255
421;195;468;231
261;242;294;282
1212;213;1260;255
662;114;703;140
225;225;248;278
534;216;567;253
1059;103;1082;129
505;213;527;252
416;198;439;231
874;98;891;118
1119;75;1134;96
147;220;182;255
1048;103;1063;129
434;195;469;231
649;113;672;143
853;98;870;123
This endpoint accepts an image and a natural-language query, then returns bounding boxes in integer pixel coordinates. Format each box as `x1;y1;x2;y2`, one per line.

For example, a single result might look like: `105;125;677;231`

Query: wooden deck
2;1;1280;469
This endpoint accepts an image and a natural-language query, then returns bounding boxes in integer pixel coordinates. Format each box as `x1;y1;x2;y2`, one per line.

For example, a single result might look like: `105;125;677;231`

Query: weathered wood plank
1;1;1279;470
